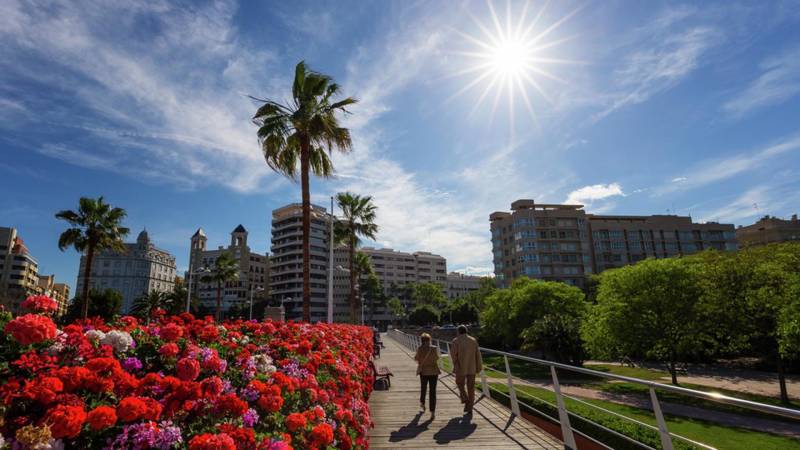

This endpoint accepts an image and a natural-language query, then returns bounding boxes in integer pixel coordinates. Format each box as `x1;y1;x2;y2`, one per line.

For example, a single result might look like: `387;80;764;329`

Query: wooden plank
369;335;563;449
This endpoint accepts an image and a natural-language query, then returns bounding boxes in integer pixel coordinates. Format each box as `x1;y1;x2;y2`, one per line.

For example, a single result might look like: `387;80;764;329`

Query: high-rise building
270;204;331;322
188;225;269;317
37;275;70;316
490;199;738;288
736;214;800;247
77;230;177;313
0;227;40;313
446;272;484;300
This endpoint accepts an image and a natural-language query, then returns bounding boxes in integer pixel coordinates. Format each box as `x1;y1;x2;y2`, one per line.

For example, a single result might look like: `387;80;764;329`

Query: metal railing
389;329;800;450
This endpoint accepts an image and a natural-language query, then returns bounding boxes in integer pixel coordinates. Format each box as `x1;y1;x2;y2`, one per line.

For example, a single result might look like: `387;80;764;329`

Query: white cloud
722;46;800;118
697;184;800;224
0;0;282;192
565;183;625;205
658;135;800;195
452;266;494;277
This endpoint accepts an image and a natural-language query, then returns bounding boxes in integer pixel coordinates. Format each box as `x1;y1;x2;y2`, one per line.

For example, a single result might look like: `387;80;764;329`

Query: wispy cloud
697;184;800;224
565;182;624;207
658;135;800;195
0;0;282;192
722;46;800;118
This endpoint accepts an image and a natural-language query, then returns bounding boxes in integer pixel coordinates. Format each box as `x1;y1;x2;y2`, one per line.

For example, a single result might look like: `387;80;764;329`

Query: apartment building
589;215;737;272
188;225;269;317
736;214;800;247
269;204;331;322
490;199;737;288
446;272;484;300
490;200;592;288
37;275;70;316
0;227;40;313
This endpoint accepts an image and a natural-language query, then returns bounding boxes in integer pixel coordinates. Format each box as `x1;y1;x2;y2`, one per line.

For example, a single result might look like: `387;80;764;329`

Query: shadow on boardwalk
369;335;562;449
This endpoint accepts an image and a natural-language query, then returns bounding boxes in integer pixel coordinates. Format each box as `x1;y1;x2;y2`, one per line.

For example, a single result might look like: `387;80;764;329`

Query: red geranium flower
4;314;57;346
216;393;248;417
159;342;180;358
188;433;237;450
285;412;306;432
177;357;201;381
160;323;184;342
117;396;149;422
87;405;117;431
310;423;334;446
45;404;87;439
21;295;58;314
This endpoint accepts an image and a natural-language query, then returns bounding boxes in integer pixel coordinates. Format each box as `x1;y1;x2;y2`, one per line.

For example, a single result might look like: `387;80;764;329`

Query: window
611;241;625;250
560;243;577;251
539;231;548;239
540;254;551;263
523;265;540;276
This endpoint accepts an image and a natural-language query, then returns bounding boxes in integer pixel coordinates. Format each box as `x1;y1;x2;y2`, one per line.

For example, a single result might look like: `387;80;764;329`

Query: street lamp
186;267;211;313
249;285;265;321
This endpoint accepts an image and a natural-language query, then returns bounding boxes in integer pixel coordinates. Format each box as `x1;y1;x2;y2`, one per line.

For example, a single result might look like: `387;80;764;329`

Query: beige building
79;230;177;313
189;225;269;317
37;275;70;316
446;272;484;300
490;199;737;288
0;227;40;313
736;214;800;247
269;204;331;322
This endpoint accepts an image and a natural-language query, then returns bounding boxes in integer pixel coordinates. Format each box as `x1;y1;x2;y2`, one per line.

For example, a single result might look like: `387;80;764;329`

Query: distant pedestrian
450;325;482;414
414;332;440;420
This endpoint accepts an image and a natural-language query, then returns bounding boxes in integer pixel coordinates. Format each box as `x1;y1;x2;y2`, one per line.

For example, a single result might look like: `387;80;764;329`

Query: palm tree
253;61;356;323
201;252;239;321
335;192;378;323
131;290;171;325
56;197;129;319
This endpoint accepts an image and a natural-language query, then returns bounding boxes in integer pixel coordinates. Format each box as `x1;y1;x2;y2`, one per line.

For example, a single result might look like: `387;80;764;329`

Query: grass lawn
491;383;800;450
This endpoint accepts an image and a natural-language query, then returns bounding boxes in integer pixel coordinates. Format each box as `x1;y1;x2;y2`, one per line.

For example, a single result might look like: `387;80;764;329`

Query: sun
449;1;582;128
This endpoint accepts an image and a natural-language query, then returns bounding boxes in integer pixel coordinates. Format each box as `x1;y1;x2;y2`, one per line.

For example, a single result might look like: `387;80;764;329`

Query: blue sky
2;0;800;294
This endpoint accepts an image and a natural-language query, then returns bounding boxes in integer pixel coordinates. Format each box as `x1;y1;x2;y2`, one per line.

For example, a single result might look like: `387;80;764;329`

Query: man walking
450;325;482;414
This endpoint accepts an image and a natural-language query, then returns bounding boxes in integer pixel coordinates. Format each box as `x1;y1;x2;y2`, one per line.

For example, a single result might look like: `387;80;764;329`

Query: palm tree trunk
81;242;96;319
216;281;222;322
349;235;356;324
300;137;312;323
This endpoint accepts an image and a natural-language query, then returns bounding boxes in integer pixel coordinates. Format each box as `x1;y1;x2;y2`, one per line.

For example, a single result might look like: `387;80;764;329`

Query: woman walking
414;333;440;420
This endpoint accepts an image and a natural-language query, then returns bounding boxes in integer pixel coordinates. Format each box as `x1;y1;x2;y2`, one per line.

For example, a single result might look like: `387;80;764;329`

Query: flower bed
0;297;374;449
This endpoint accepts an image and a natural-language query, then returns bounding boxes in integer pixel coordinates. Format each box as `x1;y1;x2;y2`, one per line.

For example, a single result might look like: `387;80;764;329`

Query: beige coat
414;345;441;376
450;334;483;376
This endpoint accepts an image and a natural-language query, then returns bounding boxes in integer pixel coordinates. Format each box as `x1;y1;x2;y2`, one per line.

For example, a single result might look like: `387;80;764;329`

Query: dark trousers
419;375;438;412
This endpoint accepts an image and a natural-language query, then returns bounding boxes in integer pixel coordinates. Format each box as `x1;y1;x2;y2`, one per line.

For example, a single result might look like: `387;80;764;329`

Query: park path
484;376;800;439
369;335;562;449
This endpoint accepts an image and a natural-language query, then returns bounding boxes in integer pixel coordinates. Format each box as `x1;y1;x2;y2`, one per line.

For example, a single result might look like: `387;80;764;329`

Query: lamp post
249;285;265;321
186;267;210;313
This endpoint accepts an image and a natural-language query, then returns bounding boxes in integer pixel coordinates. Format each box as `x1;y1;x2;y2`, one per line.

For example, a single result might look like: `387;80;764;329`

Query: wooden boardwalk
369;335;563;449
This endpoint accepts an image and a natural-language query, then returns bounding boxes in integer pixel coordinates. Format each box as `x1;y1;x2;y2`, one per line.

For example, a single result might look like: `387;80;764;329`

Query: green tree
131;290;172;324
55;197;129;319
201;252;240;322
166;285;199;316
409;304;440;327
335;192;378;324
583;258;704;384
361;271;386;325
253;61;356;322
62;289;123;323
412;282;447;310
522;314;584;365
387;297;404;324
444;298;479;325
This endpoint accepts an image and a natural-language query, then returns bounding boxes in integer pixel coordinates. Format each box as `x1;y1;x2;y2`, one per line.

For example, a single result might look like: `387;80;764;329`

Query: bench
370;360;393;388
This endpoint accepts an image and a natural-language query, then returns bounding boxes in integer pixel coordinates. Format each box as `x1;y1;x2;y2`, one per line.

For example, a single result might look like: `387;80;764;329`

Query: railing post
551;366;577;450
480;366;490;398
650;387;674;450
503;355;521;417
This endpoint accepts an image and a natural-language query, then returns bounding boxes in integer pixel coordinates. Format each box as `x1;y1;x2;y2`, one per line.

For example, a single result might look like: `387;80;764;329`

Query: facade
188;225;269;317
78;230;177;313
490;200;738;288
588;215;737;272
736;214;800;247
446;272;484;300
269;204;331;322
490;200;592;288
0;227;40;313
37;275;70;316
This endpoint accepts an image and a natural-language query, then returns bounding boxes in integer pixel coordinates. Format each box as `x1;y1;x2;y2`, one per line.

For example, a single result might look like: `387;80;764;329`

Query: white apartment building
446;272;484;300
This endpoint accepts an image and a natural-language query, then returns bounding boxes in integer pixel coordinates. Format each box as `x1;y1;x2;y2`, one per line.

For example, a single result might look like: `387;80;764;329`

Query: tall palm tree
56;197;129;319
335;192;378;323
131;290;171;325
253;61;356;323
201;252;239;321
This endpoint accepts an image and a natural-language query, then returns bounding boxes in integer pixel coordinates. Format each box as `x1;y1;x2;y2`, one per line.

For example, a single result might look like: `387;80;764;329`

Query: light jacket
450;334;483;376
414;345;441;376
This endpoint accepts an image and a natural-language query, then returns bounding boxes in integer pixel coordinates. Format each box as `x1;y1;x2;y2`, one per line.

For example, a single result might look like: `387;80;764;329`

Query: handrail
390;328;799;450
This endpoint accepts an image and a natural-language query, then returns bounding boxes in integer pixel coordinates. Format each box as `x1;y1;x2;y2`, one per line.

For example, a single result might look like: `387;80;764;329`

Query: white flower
252;354;276;375
84;329;106;343
100;330;133;353
0;435;5;449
